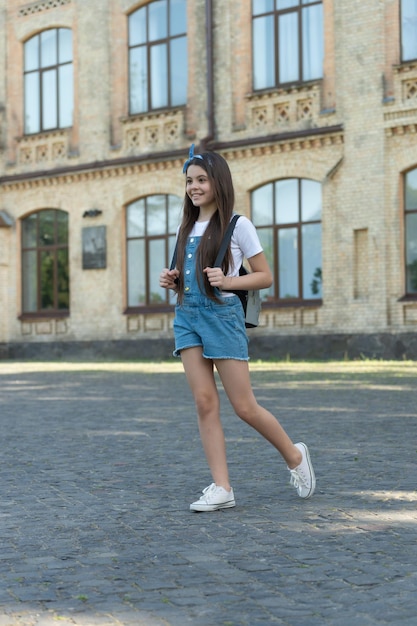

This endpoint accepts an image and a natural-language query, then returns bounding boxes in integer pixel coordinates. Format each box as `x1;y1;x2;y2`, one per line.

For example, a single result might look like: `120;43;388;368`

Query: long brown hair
176;151;235;302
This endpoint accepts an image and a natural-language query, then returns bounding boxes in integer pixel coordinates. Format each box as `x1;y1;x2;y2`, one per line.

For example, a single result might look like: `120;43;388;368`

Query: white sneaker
190;483;236;512
288;442;316;499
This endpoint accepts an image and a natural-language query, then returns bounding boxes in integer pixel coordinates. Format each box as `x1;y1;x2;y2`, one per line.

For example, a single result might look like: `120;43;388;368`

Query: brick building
0;0;417;360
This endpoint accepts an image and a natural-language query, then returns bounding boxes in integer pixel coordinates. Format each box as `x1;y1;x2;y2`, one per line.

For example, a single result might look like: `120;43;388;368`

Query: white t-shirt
189;215;263;277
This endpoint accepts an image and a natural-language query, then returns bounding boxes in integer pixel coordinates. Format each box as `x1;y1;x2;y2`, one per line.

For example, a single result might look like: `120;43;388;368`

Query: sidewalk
0;360;416;626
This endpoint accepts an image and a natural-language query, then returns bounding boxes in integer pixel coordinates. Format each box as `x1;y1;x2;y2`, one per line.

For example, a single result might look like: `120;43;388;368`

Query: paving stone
1;361;417;625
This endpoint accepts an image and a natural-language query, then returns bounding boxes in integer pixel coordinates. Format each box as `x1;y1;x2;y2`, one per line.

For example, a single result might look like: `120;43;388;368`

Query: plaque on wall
82;225;107;270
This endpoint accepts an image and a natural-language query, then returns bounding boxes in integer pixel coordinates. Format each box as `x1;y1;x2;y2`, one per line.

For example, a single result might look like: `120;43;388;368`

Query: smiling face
185;164;216;215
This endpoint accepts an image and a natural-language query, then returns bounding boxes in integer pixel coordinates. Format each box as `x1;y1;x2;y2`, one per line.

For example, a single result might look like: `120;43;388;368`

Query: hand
203;266;227;289
160;268;180;290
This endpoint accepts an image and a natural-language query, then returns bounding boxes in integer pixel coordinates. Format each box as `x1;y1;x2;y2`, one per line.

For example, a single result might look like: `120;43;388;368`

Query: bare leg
181;347;231;490
214;359;302;469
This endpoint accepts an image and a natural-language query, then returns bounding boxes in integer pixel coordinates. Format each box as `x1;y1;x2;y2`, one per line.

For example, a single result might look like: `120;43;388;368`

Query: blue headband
182;144;204;173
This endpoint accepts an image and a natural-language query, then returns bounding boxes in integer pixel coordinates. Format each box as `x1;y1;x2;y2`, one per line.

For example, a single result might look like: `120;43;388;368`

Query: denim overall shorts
173;235;249;360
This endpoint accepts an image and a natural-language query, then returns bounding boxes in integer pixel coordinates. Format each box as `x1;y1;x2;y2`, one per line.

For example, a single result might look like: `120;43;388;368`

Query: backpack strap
214;214;240;267
169;237;179;270
170;215;241;270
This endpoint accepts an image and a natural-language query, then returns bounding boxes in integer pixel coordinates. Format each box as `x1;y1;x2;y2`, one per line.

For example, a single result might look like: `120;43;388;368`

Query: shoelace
289;468;308;489
199;483;217;501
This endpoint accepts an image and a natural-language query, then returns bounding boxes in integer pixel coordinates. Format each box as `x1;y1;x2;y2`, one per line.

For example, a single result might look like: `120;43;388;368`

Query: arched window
128;0;187;114
401;0;417;62
21;209;70;314
251;178;322;302
252;0;323;90
24;28;73;134
404;168;417;295
126;194;181;308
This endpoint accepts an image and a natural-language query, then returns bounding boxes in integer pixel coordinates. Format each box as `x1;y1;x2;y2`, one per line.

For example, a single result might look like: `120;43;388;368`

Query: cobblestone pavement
0;360;417;626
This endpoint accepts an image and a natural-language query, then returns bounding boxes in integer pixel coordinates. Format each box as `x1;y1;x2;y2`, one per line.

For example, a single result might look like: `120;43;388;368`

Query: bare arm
204;251;273;291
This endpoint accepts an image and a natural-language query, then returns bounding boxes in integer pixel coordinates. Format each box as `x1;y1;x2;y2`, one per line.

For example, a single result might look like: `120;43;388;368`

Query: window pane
279;12;299;83
276;179;299;224
59;64;73;127
127;200;145;237
168;195;181;233
129;46;148;113
149;0;167;41
22;209;69;314
22;250;38;312
253;0;274;14
57;248;70;309
149;239;166;303
25;35;39;71
257;227;274;300
253;15;275;89
129;7;147;46
151;43;168;108
127;239;146;306
405;168;417;209
25;73;40;134
406;212;417;292
301;179;322;221
147;195;166;235
57;211;68;244
22;214;38;248
170;36;187;105
58;28;72;63
252;184;274;225
302;4;323;81
170;0;187;35
40;29;57;67
402;0;417;61
40;250;55;309
42;69;58;130
279;227;298;298
302;223;322;298
277;0;298;8
39;210;56;246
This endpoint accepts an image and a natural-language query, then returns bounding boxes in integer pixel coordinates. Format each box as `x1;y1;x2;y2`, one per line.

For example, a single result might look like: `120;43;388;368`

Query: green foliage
409;258;417;291
310;267;322;295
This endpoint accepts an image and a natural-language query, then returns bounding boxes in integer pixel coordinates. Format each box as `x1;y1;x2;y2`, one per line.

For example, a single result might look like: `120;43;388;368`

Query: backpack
170;215;261;328
214;215;261;328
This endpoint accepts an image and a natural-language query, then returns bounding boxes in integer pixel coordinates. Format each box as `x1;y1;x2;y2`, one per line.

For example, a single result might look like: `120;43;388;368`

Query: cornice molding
385;123;417;136
0;125;344;191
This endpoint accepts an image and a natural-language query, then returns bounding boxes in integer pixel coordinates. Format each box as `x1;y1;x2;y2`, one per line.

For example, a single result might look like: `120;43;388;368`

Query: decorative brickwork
18;0;71;17
384;62;417;134
0;0;416;353
121;109;184;155
245;84;325;135
16;130;69;167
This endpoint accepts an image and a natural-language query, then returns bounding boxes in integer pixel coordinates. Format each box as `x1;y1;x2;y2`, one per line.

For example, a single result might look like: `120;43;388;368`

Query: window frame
404;168;417;298
128;0;187;115
400;0;417;63
20;209;70;318
251;177;323;305
252;0;323;91
125;194;181;313
23;27;73;135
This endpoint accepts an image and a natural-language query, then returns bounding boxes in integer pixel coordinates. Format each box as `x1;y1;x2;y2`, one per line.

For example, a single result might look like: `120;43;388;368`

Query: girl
159;147;315;512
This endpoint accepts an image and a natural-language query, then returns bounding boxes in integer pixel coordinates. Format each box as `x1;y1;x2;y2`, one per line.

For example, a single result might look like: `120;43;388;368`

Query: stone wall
0;0;416;357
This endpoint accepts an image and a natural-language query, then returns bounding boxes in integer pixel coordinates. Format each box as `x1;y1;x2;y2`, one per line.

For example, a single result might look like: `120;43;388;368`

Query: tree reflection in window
405;168;417;294
21;209;69;313
252;178;322;302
